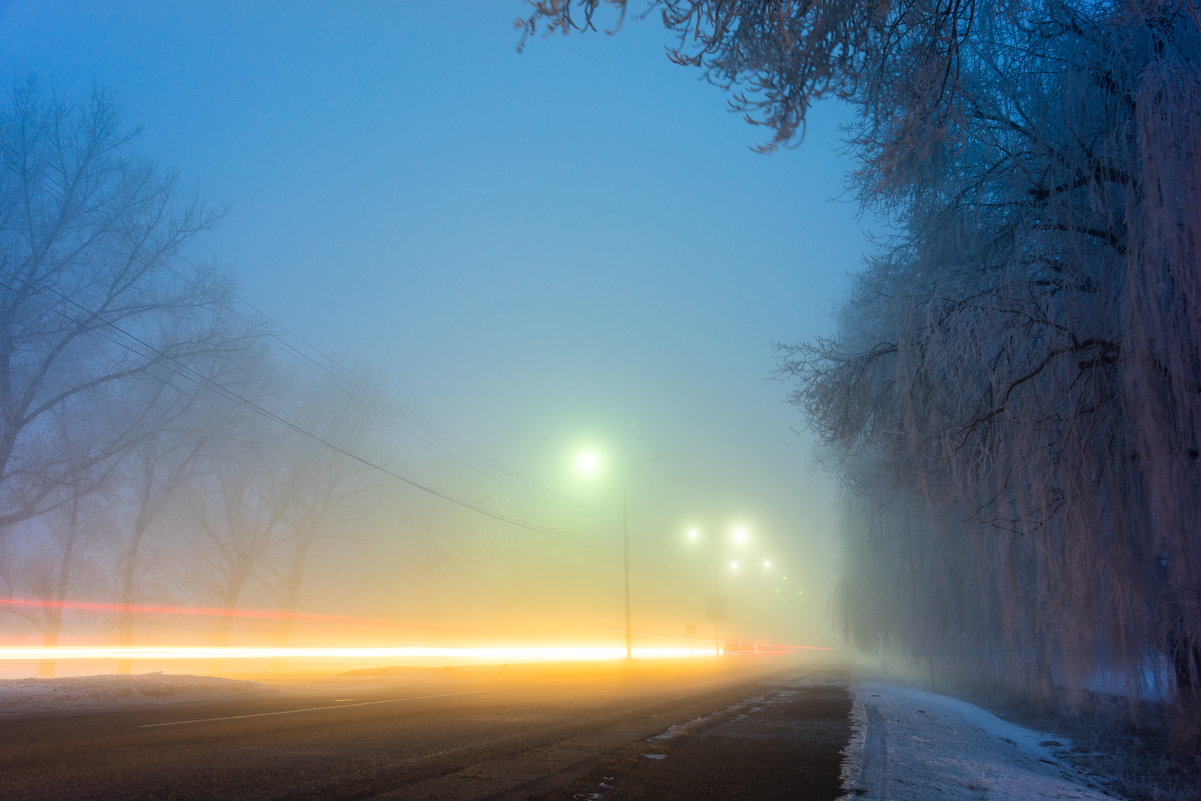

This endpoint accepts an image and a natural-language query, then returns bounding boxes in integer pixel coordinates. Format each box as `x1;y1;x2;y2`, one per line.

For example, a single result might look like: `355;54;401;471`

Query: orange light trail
0;600;829;666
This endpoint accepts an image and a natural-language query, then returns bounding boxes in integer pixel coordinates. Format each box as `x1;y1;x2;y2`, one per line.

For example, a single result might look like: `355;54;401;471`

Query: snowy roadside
0;668;1126;801
839;679;1120;800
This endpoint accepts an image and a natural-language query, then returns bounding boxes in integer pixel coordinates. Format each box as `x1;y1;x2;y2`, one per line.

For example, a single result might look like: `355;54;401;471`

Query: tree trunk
40;497;81;677
116;613;135;676
1168;645;1201;755
115;519;147;675
37;608;62;678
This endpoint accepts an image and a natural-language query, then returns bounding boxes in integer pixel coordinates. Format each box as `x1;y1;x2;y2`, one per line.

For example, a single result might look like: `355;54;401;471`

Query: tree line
0;83;376;675
524;0;1201;749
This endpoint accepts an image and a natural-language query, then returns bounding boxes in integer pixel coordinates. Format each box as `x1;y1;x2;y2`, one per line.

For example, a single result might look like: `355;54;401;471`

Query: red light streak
0;597;397;628
0;645;702;662
610;628;829;654
718;637;830;653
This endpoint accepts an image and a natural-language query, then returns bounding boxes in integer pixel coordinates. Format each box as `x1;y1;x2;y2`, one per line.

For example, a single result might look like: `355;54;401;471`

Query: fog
0;2;865;676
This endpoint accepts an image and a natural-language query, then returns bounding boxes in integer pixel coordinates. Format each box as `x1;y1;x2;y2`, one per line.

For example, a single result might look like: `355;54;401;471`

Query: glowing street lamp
576;450;601;476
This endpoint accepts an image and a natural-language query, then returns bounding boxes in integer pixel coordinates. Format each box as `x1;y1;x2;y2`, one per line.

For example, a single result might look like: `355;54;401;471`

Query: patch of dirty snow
839;680;1119;800
649;698;751;740
0;673;276;717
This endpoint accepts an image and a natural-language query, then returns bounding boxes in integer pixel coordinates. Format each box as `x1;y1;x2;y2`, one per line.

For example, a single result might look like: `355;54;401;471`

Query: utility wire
0;268;607;547
172;259;613;521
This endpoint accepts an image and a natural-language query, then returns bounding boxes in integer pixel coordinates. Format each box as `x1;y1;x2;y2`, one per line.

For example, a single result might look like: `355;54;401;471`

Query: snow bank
0;673;275;717
840;680;1118;800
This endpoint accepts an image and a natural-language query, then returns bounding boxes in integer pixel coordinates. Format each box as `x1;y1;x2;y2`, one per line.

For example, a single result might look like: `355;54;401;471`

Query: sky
0;1;871;653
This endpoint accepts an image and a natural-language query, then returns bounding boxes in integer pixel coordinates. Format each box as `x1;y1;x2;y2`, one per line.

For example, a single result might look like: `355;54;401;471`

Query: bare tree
265;371;379;645
0;491;114;676
184;372;295;646
108;421;206;673
102;327;269;670
0;81;241;531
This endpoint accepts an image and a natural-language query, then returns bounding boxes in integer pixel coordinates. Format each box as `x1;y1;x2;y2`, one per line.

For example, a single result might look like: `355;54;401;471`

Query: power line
172;259;614;522
0;268;607;547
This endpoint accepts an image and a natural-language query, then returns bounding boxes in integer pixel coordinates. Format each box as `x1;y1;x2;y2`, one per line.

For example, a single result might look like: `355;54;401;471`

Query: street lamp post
622;457;662;659
711;551;724;655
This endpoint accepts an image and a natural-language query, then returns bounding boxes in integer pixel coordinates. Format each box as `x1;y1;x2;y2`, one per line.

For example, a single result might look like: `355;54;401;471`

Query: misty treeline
0;83;378;674
525;0;1201;744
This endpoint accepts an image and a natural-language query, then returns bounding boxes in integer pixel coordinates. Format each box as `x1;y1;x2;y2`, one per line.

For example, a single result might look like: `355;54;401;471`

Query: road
0;658;850;800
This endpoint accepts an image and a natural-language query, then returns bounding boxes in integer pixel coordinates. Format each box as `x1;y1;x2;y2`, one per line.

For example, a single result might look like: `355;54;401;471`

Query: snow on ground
0;673;277;717
840;679;1119;800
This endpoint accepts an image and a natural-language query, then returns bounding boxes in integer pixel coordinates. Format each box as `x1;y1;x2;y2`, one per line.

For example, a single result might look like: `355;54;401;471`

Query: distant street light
686;523;753;655
687;525;778;655
728;553;775;654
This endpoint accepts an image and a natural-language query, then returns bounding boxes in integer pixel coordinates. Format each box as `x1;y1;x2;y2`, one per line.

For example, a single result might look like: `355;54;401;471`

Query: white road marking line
138;686;528;728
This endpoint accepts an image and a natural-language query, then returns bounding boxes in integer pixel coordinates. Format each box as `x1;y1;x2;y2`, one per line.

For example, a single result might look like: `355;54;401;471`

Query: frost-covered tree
779;2;1201;747
521;0;1201;748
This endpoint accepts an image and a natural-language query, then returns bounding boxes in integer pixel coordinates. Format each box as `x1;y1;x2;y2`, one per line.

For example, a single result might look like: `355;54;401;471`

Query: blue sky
2;1;871;646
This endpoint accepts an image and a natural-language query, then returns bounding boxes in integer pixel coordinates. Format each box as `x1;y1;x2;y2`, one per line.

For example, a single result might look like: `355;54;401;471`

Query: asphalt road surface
0;658;851;800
